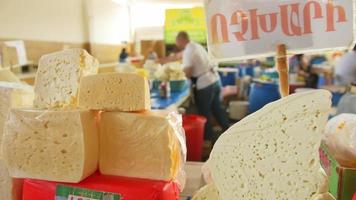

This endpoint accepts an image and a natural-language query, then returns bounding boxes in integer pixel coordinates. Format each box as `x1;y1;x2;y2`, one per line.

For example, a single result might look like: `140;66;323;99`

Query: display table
151;84;190;110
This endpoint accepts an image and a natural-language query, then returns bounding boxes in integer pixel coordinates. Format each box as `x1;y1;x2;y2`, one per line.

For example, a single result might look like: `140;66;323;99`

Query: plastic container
248;82;280;113
23;172;180;200
170;80;187;92
218;67;239;86
183;115;207;161
331;92;344;107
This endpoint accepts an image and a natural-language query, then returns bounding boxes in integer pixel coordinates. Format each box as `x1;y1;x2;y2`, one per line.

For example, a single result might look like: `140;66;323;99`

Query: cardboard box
320;144;356;200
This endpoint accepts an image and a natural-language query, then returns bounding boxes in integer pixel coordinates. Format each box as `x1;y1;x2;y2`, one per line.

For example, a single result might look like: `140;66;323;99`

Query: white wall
87;0;131;45
0;0;88;43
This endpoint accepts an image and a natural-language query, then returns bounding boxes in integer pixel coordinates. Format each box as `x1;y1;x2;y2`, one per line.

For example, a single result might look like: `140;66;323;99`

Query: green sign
55;185;121;200
165;7;207;44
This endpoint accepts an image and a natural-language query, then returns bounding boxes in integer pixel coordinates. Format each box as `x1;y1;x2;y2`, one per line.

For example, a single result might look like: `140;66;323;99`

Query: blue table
151;84;190;109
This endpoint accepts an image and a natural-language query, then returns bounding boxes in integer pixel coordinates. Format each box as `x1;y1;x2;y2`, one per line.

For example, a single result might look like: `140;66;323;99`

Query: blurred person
296;54;319;88
334;45;356;86
119;48;128;63
175;31;230;143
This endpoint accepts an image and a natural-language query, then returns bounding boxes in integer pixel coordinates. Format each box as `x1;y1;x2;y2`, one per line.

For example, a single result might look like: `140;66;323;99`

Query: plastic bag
99;110;187;190
323;113;356;168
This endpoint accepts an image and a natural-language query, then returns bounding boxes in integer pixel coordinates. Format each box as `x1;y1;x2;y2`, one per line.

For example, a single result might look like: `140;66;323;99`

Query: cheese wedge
99;110;185;181
1;109;98;183
78;72;151;111
0;160;23;200
0;69;21;83
192;184;220;200
206;90;332;200
33;49;98;109
0;82;34;146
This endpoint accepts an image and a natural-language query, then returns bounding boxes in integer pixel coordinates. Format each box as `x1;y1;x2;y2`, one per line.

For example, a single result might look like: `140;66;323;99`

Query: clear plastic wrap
0;159;23;200
99;110;187;189
323;113;356;168
1;109;98;183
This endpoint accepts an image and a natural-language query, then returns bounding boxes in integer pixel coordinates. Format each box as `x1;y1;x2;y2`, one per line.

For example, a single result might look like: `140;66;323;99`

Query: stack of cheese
78;70;185;182
0;48;186;199
193;90;334;200
1;49;100;184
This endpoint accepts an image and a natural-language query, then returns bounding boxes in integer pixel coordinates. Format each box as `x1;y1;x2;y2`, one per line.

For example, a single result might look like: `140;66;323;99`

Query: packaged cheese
0;82;34;146
0;69;21;83
33;49;98;109
0;160;23;200
1;109;98;183
99;110;186;181
206;90;332;200
78;72;151;111
23;172;180;200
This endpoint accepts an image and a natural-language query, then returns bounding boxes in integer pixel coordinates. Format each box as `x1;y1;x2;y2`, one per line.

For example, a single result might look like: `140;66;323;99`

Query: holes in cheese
1;109;98;183
206;90;332;200
78;72;151;111
33;49;99;109
99;110;183;181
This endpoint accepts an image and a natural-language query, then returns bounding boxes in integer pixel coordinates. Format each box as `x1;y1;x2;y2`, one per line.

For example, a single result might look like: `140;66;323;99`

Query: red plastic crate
23;172;179;200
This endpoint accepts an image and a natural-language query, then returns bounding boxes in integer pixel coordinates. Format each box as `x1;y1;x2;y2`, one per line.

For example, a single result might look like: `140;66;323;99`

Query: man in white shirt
335;45;356;86
176;31;229;142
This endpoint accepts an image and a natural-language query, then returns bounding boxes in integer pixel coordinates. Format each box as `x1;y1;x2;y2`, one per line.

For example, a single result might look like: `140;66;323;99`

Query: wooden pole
276;44;289;97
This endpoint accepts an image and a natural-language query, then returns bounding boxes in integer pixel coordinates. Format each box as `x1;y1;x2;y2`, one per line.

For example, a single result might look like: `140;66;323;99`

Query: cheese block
1;109;98;183
0;160;23;200
23;172;180;200
99;110;185;181
34;49;99;109
0;82;34;147
78;72;151;111
0;69;21;83
206;90;332;200
192;184;220;200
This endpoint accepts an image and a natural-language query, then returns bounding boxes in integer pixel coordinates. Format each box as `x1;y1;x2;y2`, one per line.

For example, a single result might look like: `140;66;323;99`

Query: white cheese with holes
99;110;183;181
1;109;98;183
34;49;98;109
79;72;151;111
207;90;332;200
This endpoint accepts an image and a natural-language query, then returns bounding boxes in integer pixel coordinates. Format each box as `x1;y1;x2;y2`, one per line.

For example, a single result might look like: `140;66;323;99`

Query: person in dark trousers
119;48;128;63
175;31;230;143
296;54;319;88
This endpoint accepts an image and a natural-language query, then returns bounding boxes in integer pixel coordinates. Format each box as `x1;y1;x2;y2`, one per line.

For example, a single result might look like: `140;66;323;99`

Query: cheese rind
1;109;98;183
207;90;332;200
78;73;151;111
0;82;34;147
99;110;184;181
34;49;99;109
0;160;23;200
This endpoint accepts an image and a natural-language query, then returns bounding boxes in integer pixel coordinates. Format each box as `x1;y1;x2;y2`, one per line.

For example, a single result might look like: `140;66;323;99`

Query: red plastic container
183;114;206;161
353;193;356;200
22;172;179;200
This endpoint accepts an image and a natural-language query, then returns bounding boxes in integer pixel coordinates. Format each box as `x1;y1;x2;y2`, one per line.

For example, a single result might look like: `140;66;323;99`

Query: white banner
204;0;355;61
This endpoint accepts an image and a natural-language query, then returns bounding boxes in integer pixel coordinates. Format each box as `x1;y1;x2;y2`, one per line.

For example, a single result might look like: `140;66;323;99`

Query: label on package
55;185;121;200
